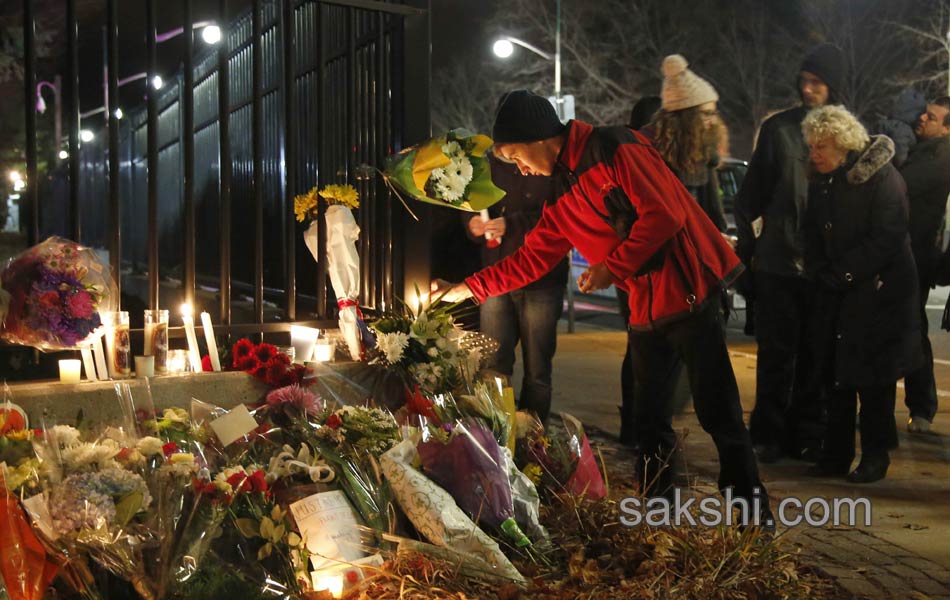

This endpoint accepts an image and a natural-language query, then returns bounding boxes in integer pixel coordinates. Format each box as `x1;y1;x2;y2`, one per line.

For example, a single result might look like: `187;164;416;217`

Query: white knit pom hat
660;54;719;112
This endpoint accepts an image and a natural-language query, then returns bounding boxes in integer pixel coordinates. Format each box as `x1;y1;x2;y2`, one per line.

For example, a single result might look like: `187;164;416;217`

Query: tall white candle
290;325;319;363
92;332;109;380
180;304;203;373
200;312;221;371
80;346;98;381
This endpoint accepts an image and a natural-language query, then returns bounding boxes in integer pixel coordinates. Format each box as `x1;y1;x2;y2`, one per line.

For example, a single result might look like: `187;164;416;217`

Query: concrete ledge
6;371;270;426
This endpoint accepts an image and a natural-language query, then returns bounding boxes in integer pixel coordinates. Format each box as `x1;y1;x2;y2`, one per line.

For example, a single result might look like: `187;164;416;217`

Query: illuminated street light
202;25;222;45
59;150;69;160
492;39;514;59
8;171;21;184
115;108;124;120
80;130;95;143
152;75;164;90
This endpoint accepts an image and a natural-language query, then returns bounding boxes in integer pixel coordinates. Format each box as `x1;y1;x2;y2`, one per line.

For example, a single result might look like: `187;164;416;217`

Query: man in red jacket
434;90;769;517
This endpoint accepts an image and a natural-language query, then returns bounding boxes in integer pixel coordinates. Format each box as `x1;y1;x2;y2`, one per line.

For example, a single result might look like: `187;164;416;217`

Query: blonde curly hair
801;105;869;152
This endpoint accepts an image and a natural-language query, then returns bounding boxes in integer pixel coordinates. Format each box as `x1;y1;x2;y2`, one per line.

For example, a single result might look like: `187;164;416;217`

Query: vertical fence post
182;0;196;310
147;0;160;310
376;12;390;311
218;0;232;326
282;0;297;321
22;0;38;245
107;0;121;305
315;4;327;319
252;0;264;334
66;0;81;241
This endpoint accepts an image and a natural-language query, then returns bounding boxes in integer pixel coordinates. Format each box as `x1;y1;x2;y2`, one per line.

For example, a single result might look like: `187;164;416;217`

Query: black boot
846;454;889;484
806;461;851;478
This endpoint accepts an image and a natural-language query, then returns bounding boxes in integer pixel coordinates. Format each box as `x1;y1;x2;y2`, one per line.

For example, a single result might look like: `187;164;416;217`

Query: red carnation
227;471;253;494
264;358;288;386
325;414;343;429
232;339;256;367
254;343;279;363
248;469;268;493
201;355;213;372
66;290;95;319
406;386;439;422
162;442;179;458
236;356;260;372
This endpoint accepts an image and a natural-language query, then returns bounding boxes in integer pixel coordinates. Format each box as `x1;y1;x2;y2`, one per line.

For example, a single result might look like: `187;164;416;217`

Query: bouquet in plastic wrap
517;412;607;501
0;237;117;350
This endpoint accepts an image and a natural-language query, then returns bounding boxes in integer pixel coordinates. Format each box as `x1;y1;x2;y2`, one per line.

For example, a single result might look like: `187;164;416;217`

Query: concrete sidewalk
530;315;950;599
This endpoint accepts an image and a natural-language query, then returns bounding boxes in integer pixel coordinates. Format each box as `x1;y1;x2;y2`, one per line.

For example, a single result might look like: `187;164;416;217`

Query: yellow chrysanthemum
318;184;360;210
294;187;320;222
524;463;543;485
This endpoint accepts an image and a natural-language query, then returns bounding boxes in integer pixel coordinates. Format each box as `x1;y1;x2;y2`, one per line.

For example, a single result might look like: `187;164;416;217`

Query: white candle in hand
200;312;221;371
180;304;203;373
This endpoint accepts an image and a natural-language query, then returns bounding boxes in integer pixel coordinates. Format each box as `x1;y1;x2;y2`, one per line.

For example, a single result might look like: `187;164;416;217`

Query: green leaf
114;490;144;526
235;517;259;539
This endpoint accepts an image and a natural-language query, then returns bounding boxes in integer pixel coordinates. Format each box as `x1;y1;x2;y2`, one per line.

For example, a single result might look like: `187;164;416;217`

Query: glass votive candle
101;311;131;379
135;355;155;377
277;345;296;362
312;339;333;362
144;309;169;373
58;359;81;384
166;349;190;373
290;325;319;363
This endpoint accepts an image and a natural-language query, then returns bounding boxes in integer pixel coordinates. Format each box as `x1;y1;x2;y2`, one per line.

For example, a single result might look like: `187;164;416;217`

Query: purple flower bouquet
417;418;530;548
0;237;116;350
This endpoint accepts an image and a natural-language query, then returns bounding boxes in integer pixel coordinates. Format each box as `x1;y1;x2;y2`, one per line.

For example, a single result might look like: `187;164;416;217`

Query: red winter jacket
465;120;743;330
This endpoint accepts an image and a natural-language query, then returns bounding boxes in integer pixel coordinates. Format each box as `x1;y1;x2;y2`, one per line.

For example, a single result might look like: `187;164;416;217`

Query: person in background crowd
433;90;771;521
736;43;846;464
461;152;569;425
900;96;950;434
802;105;921;483
871;88;927;167
616;95;662;447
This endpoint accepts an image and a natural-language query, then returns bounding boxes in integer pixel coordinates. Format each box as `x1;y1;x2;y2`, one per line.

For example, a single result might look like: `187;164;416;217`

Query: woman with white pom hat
645;54;728;233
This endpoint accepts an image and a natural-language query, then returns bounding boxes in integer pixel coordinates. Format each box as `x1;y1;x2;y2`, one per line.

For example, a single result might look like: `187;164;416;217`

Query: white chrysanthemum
427;346;439;358
441;141;463;157
48;425;81;447
377;331;410;363
136;436;165;457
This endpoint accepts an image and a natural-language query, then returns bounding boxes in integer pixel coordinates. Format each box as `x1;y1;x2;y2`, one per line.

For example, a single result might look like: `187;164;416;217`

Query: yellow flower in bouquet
294;184;360;222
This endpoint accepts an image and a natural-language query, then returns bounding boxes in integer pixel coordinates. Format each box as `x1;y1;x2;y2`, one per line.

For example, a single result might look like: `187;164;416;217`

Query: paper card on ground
289;489;365;571
22;492;58;541
209;403;258;446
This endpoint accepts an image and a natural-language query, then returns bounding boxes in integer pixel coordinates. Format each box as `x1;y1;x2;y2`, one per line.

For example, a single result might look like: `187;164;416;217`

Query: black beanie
492;90;566;144
800;43;845;96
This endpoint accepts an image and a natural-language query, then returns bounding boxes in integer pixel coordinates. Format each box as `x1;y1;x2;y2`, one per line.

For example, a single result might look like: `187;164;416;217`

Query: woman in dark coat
802;105;922;483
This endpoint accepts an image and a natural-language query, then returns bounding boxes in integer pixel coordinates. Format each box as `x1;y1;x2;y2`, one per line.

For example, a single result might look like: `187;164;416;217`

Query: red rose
254;343;279;363
248;469;268;492
227;471;252;493
325;414;343;429
406;386;438;422
232;339;256;366
201;355;213;372
66;290;95;319
162;442;179;458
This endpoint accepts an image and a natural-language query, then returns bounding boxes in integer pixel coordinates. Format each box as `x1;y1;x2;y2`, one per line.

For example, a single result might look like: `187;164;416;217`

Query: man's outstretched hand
430;279;474;303
577;262;613;293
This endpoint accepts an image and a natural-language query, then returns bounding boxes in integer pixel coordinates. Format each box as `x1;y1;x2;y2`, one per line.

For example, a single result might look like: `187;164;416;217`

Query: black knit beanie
492;90;566;144
800;43;845;96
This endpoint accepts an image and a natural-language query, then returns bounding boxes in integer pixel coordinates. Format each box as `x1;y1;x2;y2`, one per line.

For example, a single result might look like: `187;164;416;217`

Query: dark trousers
749;272;825;451
822;383;898;466
903;283;938;421
617;288;636;443
628;301;765;501
480;285;565;424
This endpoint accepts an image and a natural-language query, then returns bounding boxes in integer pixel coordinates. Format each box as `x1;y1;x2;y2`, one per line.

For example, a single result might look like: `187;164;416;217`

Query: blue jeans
480;286;565;423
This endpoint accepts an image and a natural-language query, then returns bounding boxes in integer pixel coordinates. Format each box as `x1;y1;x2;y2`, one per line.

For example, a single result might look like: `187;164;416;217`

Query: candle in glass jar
290;325;319;363
102;311;131;379
312;339;333;362
167;349;189;373
58;360;81;384
144;309;169;373
200;312;221;371
180;304;203;373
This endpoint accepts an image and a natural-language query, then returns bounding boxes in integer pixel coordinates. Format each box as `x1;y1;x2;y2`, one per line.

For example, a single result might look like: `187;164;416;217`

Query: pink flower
265;384;323;415
66;290;95;319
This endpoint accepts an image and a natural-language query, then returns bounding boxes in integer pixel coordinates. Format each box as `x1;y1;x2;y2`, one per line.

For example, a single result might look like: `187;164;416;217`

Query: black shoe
846;455;889;484
754;443;782;464
806;462;851;478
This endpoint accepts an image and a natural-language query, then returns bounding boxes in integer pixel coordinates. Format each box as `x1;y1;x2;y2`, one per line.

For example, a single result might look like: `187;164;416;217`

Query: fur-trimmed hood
846;135;895;185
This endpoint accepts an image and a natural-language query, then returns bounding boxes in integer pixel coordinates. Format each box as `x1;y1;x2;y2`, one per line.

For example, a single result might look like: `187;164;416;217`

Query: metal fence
22;0;431;337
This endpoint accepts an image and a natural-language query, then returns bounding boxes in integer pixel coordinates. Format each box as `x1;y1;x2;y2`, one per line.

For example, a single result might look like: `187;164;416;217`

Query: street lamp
80;130;95;143
492;1;563;120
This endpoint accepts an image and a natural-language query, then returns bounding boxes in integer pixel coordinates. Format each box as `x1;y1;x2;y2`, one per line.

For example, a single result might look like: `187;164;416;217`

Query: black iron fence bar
252;0;265;333
22;0;38;246
314;3;328;318
377;11;391;311
322;0;424;16
67;0;80;241
147;0;160;309
282;0;297;321
132;319;338;340
183;0;197;309
107;0;121;305
219;0;233;326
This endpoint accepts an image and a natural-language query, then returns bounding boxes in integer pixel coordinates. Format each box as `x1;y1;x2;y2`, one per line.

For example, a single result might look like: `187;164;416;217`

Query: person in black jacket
802;105;921;483
736;43;846;464
901;97;950;434
461;152;569;424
